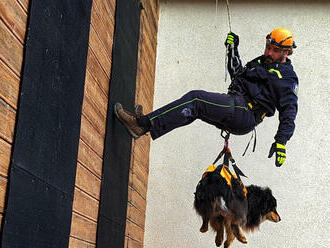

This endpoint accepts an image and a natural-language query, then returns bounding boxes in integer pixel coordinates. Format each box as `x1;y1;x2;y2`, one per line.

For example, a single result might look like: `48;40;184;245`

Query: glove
224;32;239;48
268;142;286;167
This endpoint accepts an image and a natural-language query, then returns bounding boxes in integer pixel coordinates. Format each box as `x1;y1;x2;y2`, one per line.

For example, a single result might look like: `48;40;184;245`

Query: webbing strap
212;131;247;181
230;157;247;180
242;128;257;156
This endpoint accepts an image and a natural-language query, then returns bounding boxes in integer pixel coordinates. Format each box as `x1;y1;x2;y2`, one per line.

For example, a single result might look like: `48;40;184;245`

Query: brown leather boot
114;103;145;139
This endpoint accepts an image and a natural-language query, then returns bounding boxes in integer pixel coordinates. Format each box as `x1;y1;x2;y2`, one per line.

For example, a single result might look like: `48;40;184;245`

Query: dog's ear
265;188;277;207
262;188;277;213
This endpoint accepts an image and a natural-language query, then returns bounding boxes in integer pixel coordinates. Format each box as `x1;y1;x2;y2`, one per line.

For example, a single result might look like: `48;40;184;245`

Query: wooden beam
72;187;99;222
0;19;23;76
88;25;111;78
77;139;103;179
0;175;7;213
86;46;110;96
0;98;16;143
69;237;96;248
75;162;101;200
80;114;104;158
0;138;11;178
0;59;20;109
70;212;97;244
0;0;28;43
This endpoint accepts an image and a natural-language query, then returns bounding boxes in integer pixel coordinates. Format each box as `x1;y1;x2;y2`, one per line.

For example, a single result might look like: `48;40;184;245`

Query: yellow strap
202;164;248;197
202;164;217;178
220;165;236;187
205;164;217;173
243;187;248;197
220;166;247;197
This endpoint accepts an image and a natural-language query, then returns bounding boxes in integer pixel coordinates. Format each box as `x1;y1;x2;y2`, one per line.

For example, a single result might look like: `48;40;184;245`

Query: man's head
264;28;296;64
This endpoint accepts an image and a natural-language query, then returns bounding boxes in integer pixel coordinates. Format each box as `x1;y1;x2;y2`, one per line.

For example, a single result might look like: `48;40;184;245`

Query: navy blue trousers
146;90;257;140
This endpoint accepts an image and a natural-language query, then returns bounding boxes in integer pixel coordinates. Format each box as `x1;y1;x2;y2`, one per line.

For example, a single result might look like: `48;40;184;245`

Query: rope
224;0;232;83
225;47;229;83
215;0;218;27
225;0;232;32
215;0;232;31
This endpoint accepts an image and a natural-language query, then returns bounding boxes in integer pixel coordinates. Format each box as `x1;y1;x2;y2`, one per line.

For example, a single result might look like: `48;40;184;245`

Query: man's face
264;42;289;63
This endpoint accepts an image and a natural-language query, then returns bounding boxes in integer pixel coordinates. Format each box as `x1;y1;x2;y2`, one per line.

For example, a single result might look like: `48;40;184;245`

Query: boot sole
114;103;140;139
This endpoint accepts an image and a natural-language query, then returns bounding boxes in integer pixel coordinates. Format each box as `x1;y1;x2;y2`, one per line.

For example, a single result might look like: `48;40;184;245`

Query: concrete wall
144;0;330;247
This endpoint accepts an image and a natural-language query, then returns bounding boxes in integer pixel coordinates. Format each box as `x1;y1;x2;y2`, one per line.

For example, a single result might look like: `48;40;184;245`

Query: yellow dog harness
203;164;248;197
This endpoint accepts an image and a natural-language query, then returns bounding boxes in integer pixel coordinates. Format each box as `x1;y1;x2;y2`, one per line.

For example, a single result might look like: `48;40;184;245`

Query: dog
194;164;281;247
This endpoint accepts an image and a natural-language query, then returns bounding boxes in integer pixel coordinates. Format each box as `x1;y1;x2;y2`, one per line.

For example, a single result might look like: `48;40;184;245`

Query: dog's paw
200;226;208;233
237;235;248;244
231;225;248;244
224;240;233;248
215;235;223;247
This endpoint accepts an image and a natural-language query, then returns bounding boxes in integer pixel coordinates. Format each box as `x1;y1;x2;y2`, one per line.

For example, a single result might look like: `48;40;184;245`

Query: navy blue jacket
228;50;298;145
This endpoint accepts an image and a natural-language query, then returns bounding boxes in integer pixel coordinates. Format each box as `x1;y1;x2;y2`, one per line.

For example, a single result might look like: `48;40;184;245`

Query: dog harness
202;164;248;197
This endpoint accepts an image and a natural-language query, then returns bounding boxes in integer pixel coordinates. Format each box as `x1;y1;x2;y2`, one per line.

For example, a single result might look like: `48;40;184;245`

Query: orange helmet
266;28;297;49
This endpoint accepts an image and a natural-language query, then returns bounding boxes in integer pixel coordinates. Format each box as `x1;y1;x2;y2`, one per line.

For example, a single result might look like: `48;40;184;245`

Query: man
114;28;299;167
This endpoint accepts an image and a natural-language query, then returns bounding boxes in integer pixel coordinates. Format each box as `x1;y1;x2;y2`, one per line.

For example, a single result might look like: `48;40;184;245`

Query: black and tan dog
194;164;281;247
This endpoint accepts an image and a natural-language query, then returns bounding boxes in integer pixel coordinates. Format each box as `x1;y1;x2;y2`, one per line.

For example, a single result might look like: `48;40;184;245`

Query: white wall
144;1;330;247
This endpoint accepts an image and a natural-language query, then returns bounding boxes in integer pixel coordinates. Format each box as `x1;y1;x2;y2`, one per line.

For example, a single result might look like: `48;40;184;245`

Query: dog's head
245;185;281;229
260;187;281;223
